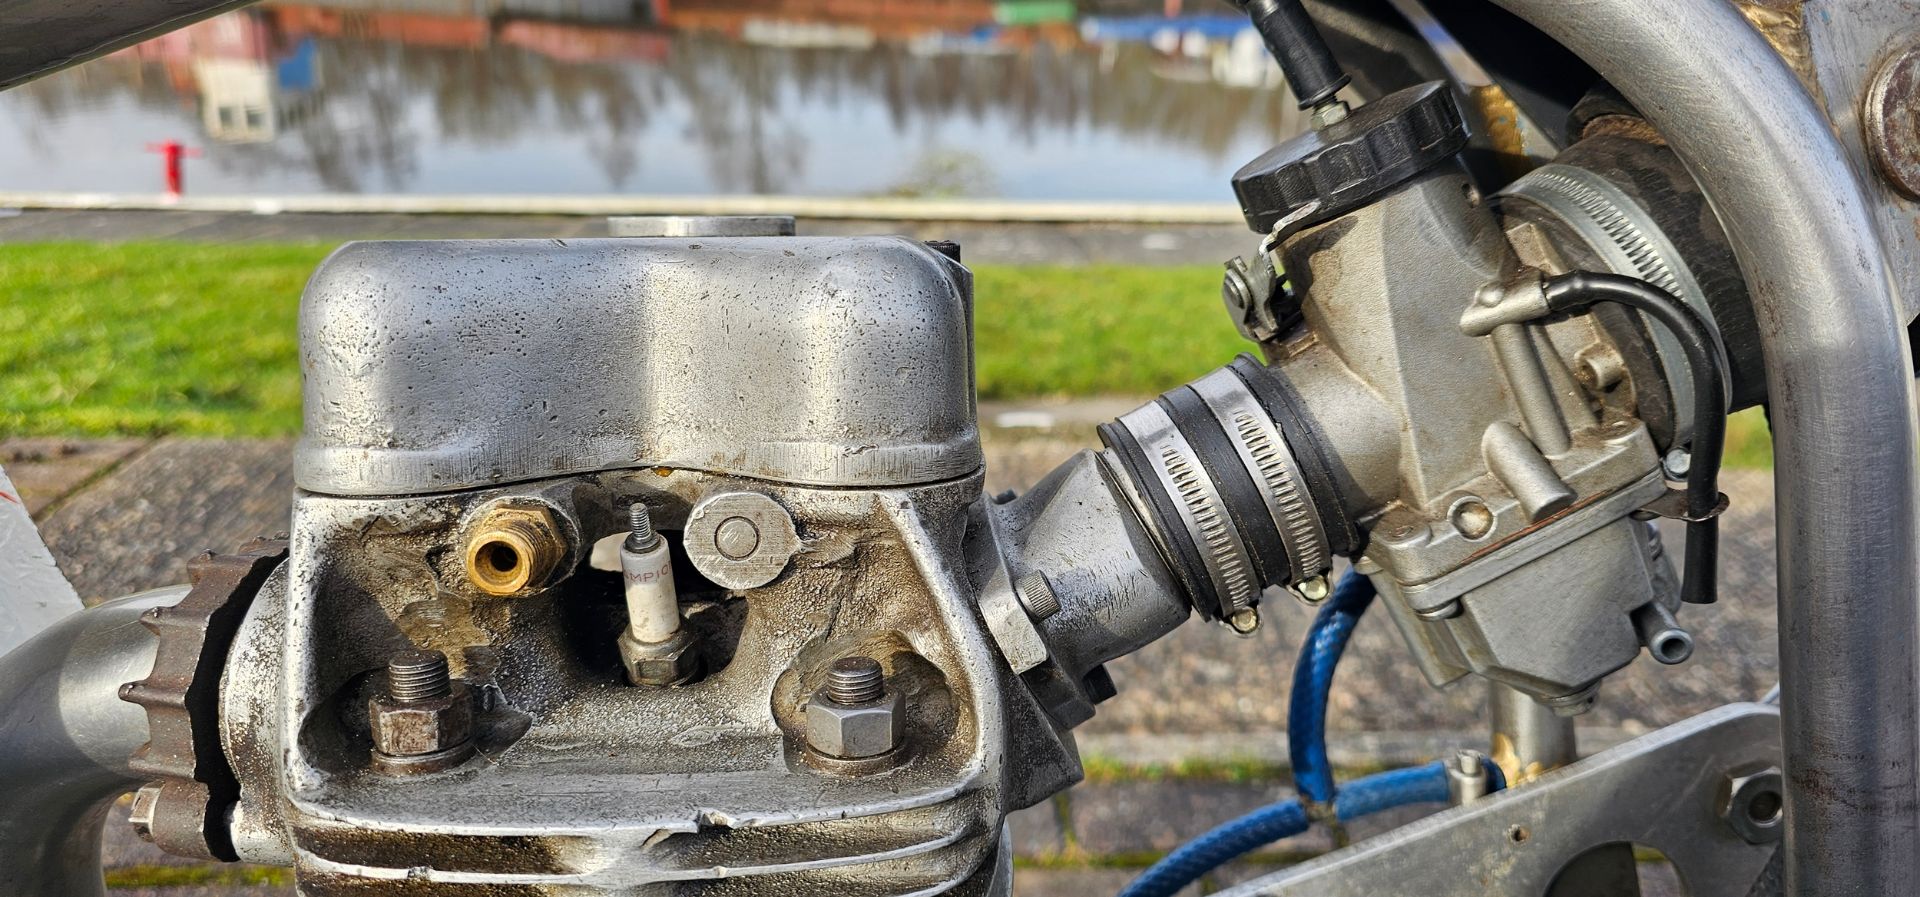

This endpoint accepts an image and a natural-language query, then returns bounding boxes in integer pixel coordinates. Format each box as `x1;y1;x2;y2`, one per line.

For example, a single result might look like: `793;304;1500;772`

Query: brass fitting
463;504;566;596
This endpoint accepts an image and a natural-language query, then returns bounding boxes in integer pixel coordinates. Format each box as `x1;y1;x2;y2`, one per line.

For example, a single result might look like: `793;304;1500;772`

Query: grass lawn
0;241;1772;467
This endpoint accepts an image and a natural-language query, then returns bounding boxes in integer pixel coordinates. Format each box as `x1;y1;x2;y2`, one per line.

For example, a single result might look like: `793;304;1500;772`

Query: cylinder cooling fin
1100;355;1353;622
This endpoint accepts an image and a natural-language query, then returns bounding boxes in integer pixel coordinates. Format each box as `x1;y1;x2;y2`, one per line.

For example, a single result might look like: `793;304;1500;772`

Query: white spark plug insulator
621;503;681;644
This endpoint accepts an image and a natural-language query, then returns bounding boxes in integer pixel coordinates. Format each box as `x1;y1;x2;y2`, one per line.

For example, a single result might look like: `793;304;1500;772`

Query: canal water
0;0;1310;200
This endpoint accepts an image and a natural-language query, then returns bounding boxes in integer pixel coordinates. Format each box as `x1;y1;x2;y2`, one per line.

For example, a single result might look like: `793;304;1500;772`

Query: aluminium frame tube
1486;1;1920;894
0;587;177;897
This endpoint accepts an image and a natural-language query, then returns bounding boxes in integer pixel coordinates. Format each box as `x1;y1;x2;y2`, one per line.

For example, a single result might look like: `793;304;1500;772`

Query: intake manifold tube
1098;355;1356;628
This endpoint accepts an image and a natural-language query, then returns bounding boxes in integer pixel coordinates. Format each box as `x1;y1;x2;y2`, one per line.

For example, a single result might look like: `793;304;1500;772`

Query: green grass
0;241;1774;469
0;241;324;437
104;863;293;888
970;264;1248;398
0;244;1241;438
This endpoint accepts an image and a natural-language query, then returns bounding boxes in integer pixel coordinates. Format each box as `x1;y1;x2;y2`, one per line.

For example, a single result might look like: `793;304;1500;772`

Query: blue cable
1116;762;1467;897
1286;570;1377;804
1116;568;1511;897
1331;760;1449;820
1115;800;1311;897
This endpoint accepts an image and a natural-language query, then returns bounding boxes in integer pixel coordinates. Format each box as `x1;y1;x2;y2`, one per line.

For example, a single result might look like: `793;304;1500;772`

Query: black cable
1541;271;1725;605
1234;0;1349;110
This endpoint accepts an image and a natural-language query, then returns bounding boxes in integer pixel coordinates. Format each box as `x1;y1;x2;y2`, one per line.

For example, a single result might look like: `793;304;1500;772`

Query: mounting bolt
826;656;885;704
1721;766;1785;845
368;649;475;775
805;655;905;771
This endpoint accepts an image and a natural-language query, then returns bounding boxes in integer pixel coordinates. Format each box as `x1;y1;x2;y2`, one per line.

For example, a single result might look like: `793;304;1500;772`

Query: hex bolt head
805;656;904;766
619;626;701;687
368;649;476;775
1721;766;1785;844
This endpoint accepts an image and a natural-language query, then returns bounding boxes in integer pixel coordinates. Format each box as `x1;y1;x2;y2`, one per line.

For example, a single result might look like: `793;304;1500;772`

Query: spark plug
616;502;699;686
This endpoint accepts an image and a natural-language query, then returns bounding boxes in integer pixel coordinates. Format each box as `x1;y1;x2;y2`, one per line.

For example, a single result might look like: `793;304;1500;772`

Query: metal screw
714;516;760;559
826;656;885;705
1663;448;1692;479
1014;572;1062;621
386;649;451;702
1227;607;1261;635
1294;575;1331;604
369;648;475;775
626;502;657;551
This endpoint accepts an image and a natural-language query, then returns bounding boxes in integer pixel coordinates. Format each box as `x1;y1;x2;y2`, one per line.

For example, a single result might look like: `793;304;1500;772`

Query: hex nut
806;688;904;761
620;626;701;687
369;682;474;760
1721;766;1785;845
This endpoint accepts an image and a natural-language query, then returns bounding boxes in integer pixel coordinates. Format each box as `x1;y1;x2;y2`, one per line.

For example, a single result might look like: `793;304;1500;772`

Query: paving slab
33;438;295;604
0;438;150;514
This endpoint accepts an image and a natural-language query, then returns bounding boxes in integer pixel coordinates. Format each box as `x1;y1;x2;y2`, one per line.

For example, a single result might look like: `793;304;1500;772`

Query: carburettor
209;232;1196;893
1101;80;1752;710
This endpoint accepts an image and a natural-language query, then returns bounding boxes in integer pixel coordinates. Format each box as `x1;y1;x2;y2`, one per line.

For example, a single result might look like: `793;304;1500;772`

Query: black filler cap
1231;81;1470;234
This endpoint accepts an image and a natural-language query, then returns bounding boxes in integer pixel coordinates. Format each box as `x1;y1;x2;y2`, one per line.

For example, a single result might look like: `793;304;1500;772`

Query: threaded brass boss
463;505;565;596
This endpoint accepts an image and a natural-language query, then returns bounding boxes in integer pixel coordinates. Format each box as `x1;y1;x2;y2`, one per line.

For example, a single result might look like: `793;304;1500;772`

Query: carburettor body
1096;83;1741;711
214;236;1190;894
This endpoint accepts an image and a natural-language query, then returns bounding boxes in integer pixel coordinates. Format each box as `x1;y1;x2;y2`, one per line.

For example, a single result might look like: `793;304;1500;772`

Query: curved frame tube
0;588;177;897
1487;1;1920;893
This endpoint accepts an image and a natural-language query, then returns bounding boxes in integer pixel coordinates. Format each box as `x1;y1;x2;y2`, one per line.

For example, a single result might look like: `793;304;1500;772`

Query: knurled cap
1231;81;1469;234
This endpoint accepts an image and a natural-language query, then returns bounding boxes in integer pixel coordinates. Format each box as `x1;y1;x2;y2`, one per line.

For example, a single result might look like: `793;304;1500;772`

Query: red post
144;141;202;199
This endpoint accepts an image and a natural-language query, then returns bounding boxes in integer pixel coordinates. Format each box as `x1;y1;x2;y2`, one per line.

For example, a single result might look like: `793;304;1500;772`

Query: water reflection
0;0;1311;199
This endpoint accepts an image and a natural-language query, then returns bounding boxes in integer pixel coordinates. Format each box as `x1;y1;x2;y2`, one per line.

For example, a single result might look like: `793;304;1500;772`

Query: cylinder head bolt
804;655;906;773
1099;355;1352;625
368;649;475;775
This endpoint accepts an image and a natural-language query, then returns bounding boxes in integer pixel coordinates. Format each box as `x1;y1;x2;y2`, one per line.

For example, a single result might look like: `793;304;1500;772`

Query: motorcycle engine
187;79;1760;895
